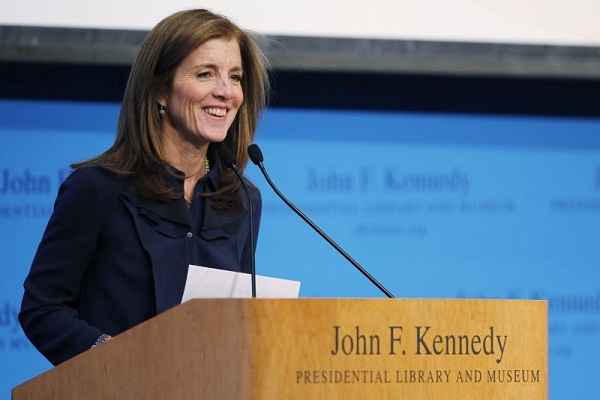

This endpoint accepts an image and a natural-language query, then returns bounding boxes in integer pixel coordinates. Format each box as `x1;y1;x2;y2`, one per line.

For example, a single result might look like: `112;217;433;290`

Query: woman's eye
231;74;243;83
196;71;212;79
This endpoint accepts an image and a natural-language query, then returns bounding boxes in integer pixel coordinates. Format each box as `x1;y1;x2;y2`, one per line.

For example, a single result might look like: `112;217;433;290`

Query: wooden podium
13;299;547;399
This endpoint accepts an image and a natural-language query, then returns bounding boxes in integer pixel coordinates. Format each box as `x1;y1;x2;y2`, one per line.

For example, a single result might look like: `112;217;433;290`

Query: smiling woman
160;37;245;202
18;9;270;366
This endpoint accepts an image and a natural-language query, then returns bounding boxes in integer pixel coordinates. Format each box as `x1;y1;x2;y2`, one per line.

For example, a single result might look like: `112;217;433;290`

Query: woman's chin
197;130;229;144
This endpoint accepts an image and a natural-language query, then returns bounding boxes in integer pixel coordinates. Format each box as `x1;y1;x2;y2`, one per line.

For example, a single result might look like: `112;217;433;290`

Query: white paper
181;264;301;302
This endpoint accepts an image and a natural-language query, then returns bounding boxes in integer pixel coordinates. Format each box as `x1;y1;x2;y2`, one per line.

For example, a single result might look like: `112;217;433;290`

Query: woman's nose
212;76;233;99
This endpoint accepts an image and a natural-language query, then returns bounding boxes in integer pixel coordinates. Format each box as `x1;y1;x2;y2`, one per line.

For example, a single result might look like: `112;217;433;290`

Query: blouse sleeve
19;168;106;365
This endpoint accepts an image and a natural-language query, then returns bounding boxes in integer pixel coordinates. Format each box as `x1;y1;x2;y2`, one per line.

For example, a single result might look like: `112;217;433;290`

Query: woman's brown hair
74;9;269;199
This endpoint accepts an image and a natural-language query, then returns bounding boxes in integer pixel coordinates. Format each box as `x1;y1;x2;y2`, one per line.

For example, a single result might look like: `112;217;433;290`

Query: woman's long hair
74;9;269;200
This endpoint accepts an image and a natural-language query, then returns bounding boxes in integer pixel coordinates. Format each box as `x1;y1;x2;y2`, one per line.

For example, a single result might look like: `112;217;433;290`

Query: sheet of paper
181;264;301;302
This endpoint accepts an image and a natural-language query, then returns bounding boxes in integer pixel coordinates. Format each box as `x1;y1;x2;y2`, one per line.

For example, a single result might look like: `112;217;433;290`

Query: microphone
247;144;394;298
219;145;257;298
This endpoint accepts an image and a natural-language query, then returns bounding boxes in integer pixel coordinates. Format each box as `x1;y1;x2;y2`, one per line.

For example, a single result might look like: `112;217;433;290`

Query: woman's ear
157;94;168;116
157;81;171;108
157;81;171;116
157;96;167;109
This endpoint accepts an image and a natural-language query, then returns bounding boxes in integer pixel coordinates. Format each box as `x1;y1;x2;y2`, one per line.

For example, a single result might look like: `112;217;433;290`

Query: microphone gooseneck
247;144;395;298
219;145;257;298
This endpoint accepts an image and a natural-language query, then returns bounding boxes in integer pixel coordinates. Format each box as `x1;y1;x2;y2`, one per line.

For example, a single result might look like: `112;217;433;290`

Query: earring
158;104;167;116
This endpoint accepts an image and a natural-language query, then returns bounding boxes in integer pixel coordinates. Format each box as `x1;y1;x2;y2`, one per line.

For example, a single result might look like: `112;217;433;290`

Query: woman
19;9;269;366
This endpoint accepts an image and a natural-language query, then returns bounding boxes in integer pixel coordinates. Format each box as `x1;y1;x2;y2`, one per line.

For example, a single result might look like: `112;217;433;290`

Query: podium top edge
183;298;548;303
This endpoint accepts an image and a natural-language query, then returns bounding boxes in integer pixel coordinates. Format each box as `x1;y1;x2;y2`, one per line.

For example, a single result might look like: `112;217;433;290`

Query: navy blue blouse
19;165;261;365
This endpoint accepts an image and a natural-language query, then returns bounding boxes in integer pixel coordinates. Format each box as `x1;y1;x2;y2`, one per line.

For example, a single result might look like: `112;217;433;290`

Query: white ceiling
3;0;600;46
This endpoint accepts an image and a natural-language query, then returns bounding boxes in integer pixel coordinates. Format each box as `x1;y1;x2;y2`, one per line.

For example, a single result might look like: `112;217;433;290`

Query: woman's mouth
203;107;227;118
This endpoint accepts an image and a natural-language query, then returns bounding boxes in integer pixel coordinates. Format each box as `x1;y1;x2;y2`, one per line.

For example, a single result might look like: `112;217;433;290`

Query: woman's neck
161;125;210;204
161;125;209;179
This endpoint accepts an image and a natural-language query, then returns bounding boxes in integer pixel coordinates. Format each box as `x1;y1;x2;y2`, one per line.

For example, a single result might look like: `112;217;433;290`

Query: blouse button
186;232;193;239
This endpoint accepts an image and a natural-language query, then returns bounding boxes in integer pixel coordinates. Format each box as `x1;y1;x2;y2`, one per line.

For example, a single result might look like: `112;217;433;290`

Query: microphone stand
219;146;257;298
248;145;394;299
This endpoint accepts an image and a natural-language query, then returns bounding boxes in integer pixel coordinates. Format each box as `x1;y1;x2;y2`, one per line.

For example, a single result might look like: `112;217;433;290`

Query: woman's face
161;37;244;145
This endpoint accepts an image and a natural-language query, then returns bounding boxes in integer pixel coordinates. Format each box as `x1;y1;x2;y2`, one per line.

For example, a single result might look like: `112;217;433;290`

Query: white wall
3;0;600;46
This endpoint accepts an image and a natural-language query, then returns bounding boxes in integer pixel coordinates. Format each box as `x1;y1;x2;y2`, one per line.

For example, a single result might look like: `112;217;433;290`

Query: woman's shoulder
68;165;128;184
61;166;131;201
46;166;133;225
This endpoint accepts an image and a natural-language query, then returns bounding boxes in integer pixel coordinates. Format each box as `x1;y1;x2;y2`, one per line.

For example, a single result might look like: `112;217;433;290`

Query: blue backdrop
1;99;599;398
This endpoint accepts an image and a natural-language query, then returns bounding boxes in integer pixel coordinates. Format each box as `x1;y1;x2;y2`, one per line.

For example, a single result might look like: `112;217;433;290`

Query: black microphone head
247;144;264;165
218;144;237;169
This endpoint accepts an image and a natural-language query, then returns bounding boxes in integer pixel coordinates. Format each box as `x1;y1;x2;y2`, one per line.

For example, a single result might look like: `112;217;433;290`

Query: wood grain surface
13;299;547;400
